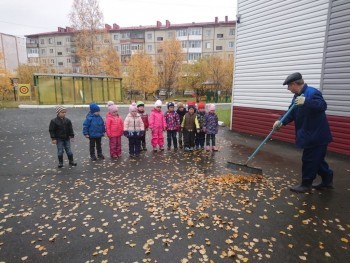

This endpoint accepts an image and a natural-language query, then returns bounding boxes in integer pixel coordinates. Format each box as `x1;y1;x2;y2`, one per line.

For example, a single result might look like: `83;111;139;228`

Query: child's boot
212;146;219;151
68;155;77;166
206;146;211;151
58;156;64;168
142;142;147;151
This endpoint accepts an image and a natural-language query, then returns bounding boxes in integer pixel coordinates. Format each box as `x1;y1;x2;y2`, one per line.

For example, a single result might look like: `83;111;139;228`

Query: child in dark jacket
176;102;187;149
181;105;199;151
164;102;180;150
49;105;77;168
83;103;106;160
137;101;149;151
195;102;206;149
203;103;219;151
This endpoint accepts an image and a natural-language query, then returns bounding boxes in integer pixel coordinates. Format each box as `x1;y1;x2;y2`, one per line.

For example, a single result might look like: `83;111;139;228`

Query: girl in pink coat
149;100;166;152
105;105;124;158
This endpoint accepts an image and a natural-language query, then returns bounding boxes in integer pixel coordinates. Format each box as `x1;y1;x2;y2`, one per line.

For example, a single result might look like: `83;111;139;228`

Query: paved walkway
0;107;349;262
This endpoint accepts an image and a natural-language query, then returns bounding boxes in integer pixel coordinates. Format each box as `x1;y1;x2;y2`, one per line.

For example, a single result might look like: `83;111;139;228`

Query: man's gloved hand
123;131;129;137
273;121;282;130
295;96;305;106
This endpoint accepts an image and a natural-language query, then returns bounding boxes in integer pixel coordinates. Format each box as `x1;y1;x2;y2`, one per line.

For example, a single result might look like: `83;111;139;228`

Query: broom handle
244;100;299;165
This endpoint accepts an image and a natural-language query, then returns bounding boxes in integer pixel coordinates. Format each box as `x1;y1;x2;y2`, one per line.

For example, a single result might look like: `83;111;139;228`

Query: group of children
49;100;219;168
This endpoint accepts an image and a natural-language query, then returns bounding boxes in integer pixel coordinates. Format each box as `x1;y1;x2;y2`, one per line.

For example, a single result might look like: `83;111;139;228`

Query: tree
125;52;158;100
179;61;207;93
0;52;13;100
69;0;105;75
16;64;44;86
99;44;121;77
157;39;184;98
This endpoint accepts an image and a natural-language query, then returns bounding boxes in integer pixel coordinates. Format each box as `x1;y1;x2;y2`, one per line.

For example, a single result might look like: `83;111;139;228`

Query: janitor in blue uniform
273;72;334;193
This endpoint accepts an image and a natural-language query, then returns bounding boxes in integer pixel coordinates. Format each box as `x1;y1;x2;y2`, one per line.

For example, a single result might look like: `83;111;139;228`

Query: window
177;29;187;37
217;34;224;38
228;41;234;48
28;48;38;54
157;37;163;41
121;44;130;55
188;53;201;61
104;39;110;43
113;34;118;40
40;39;45;44
41;49;46;54
168;32;174;38
188;28;202;35
229;28;235;35
50;59;55;64
205;42;211;49
205;30;211;37
66;37;72;42
189;40;201;48
121;32;130;38
216;46;223;50
147;45;152;52
67;58;71;63
115;45;119;52
58;62;64;66
131;44;143;51
181;41;187;48
95;35;102;41
57;41;62;45
147;33;152;40
48;38;53;44
50;49;54;53
42;59;46;65
57;52;62;55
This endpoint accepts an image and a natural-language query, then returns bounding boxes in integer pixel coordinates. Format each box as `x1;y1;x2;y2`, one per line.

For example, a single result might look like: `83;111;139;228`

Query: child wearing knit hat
176;102;187;149
49;105;77;168
105;104;124;158
149;100;166;152
164;102;180;150
203;103;219;151
83;103;106;161
123;102;145;157
136;101;149;151
195;102;206;149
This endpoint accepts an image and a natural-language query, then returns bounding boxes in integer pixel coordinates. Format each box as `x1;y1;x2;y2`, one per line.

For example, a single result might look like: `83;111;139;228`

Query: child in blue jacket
83;103;106;160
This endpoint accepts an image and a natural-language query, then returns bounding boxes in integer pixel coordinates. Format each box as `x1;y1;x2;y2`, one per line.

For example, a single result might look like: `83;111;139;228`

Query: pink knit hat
208;103;216;111
129;102;137;112
109;104;118;113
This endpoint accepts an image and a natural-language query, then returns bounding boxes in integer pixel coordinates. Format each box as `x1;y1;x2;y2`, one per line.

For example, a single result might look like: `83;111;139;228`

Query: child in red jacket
105;104;124;158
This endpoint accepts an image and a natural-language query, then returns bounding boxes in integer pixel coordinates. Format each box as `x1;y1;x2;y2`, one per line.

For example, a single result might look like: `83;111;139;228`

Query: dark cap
283;72;303;85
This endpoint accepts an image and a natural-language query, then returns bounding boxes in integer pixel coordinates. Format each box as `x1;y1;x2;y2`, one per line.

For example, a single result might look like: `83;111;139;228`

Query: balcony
26;43;39;48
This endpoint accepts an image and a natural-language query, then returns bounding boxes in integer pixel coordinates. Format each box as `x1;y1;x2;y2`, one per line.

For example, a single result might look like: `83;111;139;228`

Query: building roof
25;18;236;37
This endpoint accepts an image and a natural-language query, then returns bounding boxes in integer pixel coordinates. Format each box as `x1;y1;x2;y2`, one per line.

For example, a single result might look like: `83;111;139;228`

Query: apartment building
0;33;27;74
25;17;236;73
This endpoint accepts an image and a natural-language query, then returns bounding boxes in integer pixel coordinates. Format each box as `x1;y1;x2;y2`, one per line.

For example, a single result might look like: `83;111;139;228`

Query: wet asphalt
0;107;349;263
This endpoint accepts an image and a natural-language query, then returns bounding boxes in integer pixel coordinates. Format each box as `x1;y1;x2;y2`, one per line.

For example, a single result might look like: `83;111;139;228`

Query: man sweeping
273;72;333;193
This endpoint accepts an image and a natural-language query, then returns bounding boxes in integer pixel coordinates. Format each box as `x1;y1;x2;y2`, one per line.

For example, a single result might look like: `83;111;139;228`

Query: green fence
33;74;122;105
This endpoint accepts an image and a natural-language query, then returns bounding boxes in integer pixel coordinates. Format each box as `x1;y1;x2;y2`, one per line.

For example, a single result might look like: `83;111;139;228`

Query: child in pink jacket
149;100;166;152
105;104;124;158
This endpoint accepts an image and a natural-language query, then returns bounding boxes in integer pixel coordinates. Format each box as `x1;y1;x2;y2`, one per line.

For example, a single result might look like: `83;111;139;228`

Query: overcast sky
0;0;237;37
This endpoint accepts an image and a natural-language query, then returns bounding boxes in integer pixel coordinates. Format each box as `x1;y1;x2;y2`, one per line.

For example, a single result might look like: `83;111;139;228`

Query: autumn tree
16;64;44;86
179;61;207;93
99;43;121;77
157;39;184;98
69;0;105;75
0;52;13;100
125;51;158;100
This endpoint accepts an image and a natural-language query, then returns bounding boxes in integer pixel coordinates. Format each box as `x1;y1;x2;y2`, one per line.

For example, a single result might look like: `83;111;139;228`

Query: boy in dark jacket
176;102;187;149
49;105;77;168
137;101;149;151
83;103;106;161
181;105;200;151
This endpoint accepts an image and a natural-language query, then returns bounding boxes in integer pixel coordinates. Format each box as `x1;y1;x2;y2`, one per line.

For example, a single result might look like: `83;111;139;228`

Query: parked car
184;90;195;96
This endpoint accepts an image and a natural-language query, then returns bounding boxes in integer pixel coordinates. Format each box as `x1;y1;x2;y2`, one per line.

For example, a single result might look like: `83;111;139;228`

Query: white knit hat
107;101;114;107
56;105;66;114
154;100;162;107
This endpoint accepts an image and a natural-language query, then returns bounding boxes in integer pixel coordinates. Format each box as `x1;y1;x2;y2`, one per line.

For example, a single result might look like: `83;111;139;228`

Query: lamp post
10;77;19;101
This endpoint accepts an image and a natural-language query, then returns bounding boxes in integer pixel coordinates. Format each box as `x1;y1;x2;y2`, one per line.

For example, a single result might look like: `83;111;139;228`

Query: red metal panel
232;106;350;155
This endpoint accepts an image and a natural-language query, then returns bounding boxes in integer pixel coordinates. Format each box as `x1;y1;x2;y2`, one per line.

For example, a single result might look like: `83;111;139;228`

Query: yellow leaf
325;252;331;257
341;237;348;243
299;256;307;261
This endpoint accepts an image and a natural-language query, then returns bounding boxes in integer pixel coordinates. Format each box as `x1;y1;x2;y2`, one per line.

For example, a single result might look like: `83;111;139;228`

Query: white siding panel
321;0;350;117
233;0;329;110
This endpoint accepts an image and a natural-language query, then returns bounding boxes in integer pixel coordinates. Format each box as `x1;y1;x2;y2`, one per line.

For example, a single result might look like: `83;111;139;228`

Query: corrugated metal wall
232;0;350;155
321;0;350;117
233;0;329;110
